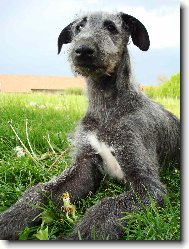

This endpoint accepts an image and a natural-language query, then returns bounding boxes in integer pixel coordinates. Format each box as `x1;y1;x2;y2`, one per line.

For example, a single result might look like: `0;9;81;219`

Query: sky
0;0;180;85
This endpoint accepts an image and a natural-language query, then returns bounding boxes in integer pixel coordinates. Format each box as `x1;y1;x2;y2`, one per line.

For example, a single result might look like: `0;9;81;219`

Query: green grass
0;92;180;240
153;97;180;118
0;93;87;211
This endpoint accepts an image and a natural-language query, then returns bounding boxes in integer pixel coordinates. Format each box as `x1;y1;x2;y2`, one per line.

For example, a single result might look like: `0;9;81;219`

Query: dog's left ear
58;21;75;54
120;12;150;51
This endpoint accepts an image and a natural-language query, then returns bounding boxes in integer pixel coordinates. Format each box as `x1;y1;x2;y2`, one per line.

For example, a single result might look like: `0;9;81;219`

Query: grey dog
0;11;180;240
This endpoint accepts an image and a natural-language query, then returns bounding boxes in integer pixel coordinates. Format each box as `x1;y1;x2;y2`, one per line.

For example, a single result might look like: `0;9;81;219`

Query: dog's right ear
58;21;75;54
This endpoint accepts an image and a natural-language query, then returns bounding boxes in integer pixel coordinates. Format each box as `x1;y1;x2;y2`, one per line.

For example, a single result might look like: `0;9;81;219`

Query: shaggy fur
0;11;180;240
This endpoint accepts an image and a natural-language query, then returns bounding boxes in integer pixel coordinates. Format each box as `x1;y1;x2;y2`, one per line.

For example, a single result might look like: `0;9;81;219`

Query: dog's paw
64;198;124;240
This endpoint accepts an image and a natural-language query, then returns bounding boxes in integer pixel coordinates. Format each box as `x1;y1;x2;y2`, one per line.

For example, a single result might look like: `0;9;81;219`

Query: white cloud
139;7;180;49
2;0;179;50
102;5;180;49
52;1;180;49
0;0;180;81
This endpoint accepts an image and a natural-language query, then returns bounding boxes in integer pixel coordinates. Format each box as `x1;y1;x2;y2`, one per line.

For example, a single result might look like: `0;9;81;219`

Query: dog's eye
107;24;116;32
76;23;85;33
76;23;84;33
75;17;87;34
104;21;118;33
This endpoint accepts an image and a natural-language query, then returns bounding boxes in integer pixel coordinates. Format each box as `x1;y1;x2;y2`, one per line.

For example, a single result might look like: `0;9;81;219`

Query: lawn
0;92;180;240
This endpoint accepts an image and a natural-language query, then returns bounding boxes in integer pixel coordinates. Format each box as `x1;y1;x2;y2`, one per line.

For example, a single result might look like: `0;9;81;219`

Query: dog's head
58;12;150;77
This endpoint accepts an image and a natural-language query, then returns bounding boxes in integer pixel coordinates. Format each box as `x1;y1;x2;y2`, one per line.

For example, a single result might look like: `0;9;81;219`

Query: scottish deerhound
0;11;180;240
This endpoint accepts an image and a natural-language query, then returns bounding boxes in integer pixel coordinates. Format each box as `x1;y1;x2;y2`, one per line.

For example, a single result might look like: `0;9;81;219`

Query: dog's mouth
75;61;98;70
73;61;107;77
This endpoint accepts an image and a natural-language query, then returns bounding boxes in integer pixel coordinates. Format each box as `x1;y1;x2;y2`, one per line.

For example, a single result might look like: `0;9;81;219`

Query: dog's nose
75;45;95;57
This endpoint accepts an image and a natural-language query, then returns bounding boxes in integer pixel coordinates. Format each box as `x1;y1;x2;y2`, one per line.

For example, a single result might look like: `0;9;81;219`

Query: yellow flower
61;192;77;224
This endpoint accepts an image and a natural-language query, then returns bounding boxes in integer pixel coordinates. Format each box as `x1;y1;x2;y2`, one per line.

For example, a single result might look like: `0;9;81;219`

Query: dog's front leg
0;151;102;240
65;139;167;240
65;177;166;240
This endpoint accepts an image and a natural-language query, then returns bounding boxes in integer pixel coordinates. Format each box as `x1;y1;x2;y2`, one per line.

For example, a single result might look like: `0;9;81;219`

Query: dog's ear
120;12;150;51
58;21;75;54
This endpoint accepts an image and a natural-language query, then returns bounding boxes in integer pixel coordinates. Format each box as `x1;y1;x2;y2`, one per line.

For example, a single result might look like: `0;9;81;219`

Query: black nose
75;45;95;57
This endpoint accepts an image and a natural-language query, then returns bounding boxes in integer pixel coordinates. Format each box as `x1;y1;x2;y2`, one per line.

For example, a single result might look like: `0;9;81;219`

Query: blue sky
0;0;180;85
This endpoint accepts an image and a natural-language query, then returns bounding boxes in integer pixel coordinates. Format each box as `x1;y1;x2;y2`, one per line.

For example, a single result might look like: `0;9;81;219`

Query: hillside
0;75;85;93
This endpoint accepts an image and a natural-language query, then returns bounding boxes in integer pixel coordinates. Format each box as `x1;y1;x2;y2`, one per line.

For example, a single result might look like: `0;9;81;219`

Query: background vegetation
144;73;180;98
0;73;180;240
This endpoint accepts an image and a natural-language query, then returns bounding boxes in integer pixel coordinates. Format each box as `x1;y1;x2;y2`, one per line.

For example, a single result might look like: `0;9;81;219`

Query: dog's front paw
64;198;124;240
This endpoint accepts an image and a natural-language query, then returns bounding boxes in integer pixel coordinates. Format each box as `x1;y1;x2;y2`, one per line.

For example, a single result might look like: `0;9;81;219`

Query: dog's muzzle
71;40;107;76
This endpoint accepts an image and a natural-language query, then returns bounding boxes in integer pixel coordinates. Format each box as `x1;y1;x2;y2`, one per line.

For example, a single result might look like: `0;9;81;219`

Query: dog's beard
70;58;118;77
69;50;119;77
71;64;107;77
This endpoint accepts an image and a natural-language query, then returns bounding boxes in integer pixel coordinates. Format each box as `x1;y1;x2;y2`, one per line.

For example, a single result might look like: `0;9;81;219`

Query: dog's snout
75;45;95;57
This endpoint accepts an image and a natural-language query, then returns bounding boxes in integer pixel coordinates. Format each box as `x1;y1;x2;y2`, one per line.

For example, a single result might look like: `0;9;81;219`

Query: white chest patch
87;133;124;180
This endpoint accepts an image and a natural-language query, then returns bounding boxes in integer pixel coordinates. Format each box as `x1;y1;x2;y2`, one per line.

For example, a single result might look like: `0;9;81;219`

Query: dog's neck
85;48;139;120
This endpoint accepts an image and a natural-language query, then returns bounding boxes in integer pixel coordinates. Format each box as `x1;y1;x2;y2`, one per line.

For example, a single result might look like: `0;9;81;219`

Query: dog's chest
87;133;124;180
